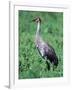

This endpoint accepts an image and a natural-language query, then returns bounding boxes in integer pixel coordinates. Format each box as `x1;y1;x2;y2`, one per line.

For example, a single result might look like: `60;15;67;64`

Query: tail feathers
54;56;58;67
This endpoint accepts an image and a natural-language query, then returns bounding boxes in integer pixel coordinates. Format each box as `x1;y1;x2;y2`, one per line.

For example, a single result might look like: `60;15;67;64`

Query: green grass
19;10;63;79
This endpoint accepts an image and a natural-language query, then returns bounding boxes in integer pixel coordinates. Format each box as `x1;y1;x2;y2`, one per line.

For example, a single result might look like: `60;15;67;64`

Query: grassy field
19;10;63;79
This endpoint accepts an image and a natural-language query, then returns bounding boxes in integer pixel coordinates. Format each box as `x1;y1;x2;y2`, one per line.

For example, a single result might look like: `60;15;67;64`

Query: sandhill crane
32;17;58;70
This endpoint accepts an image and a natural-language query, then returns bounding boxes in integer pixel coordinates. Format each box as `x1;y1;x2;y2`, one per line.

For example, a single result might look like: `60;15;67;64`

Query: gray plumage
33;17;58;70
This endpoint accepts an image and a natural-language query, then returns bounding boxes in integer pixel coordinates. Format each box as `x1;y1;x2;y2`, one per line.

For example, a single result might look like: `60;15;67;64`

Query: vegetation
19;10;63;79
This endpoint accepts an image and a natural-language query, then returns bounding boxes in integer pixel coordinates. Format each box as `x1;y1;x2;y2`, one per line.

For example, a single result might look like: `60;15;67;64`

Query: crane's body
33;17;58;70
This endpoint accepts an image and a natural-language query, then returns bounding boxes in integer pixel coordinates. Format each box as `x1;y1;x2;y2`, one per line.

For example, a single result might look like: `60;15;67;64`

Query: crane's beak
32;18;36;22
32;17;41;23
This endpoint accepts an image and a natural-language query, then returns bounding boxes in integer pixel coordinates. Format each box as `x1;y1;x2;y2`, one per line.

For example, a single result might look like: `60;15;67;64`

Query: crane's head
32;17;41;23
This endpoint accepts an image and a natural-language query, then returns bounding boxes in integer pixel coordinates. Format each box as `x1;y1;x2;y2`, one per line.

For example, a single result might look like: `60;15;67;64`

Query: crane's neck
36;21;41;37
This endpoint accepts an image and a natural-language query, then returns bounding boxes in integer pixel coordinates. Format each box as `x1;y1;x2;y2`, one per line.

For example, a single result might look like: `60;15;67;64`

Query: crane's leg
44;56;50;70
51;62;56;71
46;60;50;70
42;56;50;71
50;62;54;71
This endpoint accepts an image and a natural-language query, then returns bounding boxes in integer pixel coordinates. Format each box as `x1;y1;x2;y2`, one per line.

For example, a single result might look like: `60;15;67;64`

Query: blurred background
19;10;63;79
